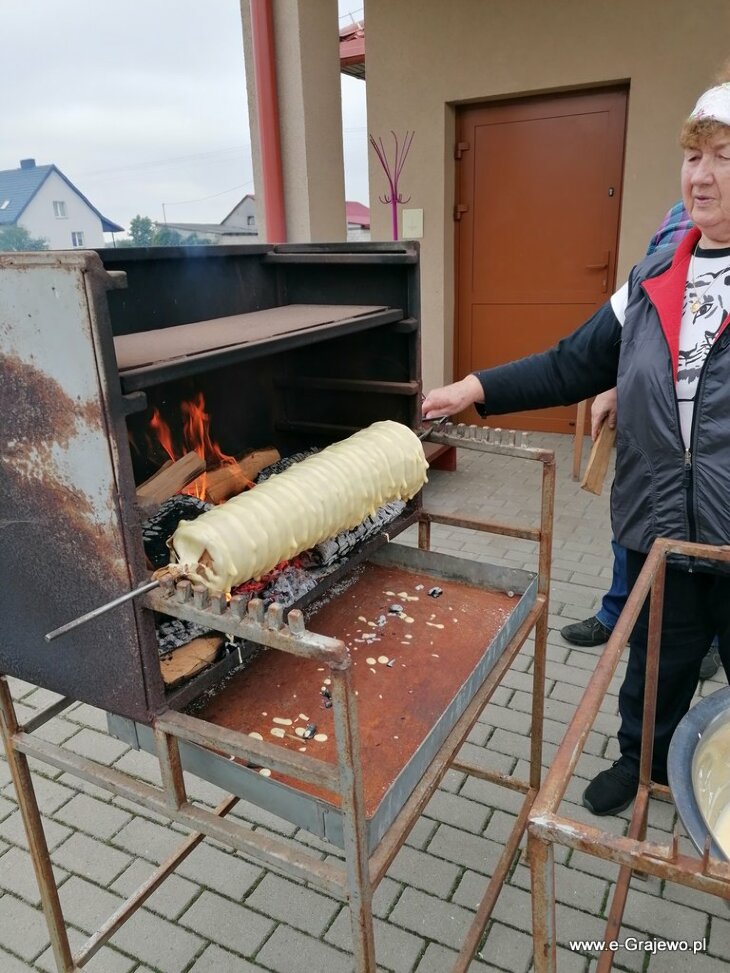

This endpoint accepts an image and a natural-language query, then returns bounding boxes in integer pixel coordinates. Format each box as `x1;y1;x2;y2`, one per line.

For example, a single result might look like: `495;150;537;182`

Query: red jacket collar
642;228;730;380
642;229;699;381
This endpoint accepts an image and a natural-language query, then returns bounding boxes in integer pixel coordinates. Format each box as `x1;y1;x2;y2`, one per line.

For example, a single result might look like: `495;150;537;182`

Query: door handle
586;251;611;292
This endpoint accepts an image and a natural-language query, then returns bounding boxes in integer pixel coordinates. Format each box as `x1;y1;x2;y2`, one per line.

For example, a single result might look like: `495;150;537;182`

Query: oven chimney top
20;158;36;169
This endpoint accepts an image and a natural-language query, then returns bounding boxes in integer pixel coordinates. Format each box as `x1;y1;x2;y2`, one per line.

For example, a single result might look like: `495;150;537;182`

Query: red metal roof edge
339;20;364;66
346;200;370;227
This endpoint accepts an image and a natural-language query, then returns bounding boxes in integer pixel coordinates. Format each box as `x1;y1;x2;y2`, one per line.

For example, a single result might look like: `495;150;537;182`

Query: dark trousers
618;550;730;783
596;539;629;630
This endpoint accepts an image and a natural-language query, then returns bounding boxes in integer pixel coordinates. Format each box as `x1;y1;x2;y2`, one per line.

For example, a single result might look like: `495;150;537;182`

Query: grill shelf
115;303;404;391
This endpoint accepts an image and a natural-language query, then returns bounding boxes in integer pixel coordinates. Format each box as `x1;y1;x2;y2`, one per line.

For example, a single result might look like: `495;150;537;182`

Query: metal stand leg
331;664;377;972
530;611;548;791
0;677;77;973
529;831;557;973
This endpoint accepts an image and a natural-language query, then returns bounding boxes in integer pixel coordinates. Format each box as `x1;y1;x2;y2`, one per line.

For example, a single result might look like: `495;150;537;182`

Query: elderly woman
423;81;730;817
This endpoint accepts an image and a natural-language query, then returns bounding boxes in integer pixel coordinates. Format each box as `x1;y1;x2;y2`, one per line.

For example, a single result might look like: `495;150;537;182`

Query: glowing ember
230;557;304;597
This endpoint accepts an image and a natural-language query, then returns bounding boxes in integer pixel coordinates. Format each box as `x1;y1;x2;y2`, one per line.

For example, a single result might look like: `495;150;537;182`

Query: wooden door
454;88;627;433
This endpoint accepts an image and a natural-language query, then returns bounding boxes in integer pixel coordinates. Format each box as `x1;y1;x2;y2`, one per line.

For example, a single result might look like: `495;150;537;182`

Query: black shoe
560;615;612;647
699;647;721;680
582;758;639;816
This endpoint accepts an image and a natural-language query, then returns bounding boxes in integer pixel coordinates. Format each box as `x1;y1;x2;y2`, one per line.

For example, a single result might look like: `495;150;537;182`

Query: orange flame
147;393;243;502
149;409;177;462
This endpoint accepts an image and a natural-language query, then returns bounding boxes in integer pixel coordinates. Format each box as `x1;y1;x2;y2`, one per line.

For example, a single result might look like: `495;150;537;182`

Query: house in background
157;193;369;243
0;158;123;249
222;193;258;232
346;200;370;241
156;193;260;243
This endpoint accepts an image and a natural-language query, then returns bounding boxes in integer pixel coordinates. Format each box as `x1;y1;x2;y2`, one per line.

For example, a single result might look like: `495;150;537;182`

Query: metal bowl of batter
668;686;730;862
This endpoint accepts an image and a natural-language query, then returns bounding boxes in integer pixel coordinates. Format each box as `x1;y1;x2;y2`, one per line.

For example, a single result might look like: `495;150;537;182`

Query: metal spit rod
44;579;161;643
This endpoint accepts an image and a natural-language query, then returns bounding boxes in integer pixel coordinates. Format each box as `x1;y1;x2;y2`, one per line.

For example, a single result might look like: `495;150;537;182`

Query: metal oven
0;242;554;973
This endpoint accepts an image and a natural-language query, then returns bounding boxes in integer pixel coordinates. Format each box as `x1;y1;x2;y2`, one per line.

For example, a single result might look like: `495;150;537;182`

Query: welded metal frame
528;536;730;973
1;423;554;973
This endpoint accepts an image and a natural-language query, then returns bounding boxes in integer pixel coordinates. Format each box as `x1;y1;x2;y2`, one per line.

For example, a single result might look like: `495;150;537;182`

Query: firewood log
136;452;206;513
205;448;281;504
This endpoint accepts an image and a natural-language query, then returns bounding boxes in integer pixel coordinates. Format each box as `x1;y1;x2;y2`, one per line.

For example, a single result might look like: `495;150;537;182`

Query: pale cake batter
693;721;730;857
170;420;428;593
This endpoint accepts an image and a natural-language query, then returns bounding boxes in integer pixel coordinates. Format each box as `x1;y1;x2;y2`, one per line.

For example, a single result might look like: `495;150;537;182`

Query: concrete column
240;0;347;242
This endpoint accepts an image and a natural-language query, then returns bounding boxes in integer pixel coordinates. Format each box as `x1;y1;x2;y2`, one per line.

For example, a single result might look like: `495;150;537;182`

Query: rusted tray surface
114;304;386;370
110;545;536;847
196;562;519;813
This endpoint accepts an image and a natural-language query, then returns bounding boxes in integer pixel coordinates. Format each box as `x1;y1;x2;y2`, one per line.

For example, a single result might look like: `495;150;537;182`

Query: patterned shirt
676;246;730;447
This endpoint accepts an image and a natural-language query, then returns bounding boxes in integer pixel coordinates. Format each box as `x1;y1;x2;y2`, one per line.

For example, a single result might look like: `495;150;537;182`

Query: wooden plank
580;422;616;496
160;635;223;687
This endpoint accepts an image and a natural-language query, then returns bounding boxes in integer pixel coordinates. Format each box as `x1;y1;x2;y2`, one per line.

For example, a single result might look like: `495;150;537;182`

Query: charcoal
260;563;327;605
300;499;406;567
143;494;212;568
156;617;213;654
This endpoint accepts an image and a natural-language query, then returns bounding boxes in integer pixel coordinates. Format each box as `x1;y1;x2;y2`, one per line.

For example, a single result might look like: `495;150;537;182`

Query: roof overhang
102;217;125;233
340;21;365;80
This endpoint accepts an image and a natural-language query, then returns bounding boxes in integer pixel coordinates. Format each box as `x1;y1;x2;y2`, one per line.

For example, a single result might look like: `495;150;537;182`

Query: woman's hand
422;375;485;419
591;387;617;441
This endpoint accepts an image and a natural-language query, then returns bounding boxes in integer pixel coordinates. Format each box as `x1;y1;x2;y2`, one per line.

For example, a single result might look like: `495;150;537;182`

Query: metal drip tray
110;543;537;850
668;686;730;861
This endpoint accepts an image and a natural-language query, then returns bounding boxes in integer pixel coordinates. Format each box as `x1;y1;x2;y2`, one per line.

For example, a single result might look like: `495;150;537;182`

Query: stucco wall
240;0;347;242
365;0;730;390
21;170;106;250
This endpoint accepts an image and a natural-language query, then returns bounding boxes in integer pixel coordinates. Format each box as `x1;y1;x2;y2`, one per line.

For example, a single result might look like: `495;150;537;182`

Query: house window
246;215;255;226
0;200;9;210
71;231;85;247
53;200;68;218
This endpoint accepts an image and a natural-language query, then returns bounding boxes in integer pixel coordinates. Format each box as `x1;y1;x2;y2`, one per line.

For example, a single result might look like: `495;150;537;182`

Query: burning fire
148;393;250;502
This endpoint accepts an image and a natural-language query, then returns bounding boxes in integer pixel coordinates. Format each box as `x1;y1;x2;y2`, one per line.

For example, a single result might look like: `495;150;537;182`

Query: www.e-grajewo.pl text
569;938;706;955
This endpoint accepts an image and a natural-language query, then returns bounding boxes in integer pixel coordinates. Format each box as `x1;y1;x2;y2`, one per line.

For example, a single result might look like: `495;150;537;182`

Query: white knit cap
689;84;730;126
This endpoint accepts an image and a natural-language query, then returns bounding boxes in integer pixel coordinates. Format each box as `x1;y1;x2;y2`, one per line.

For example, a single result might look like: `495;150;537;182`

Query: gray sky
1;0;368;234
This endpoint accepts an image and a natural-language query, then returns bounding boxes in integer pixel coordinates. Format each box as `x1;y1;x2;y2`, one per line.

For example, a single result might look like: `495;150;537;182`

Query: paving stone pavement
1;433;729;972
